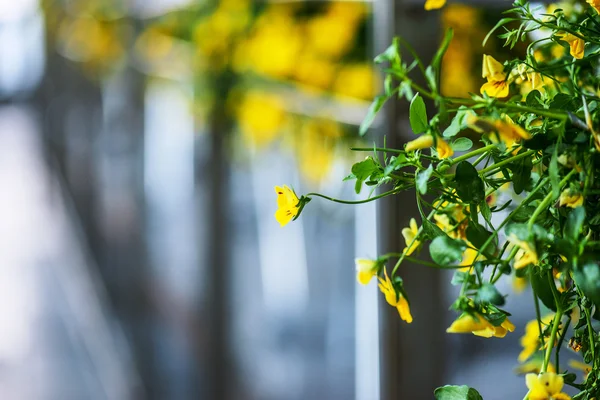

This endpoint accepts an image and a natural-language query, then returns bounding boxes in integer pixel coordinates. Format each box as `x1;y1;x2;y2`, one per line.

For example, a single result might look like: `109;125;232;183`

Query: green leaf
360;95;387;136
477;283;505;306
573;260;600;308
430;236;466;265
374;38;400;65
483;17;517;46
443;107;473;138
549;146;560;200
511;154;533;195
466;222;493;250
383;154;409;176
451;137;473;152
422;219;446;239
455;161;485;204
351;157;379;194
434;385;483;400
565;207;585;241
530;270;557;312
417;164;434;195
409;93;428;134
480;199;492;223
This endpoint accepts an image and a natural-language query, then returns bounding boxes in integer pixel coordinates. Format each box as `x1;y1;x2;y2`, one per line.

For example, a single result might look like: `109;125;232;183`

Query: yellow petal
405;135;434;151
446;313;494;334
396;296;413;323
480;79;510;98
436;138;454;159
355;258;378;285
275;207;297;227
424;0;446;10
559;189;584;208
588;0;600;14
482;54;506;81
537;372;564;395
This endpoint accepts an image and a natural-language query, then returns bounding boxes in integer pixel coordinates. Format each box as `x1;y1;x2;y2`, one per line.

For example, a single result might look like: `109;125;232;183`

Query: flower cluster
275;0;600;397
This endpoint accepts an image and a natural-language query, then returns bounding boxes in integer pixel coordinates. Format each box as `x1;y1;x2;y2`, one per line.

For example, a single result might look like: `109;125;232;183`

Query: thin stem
527;169;576;230
542;307;563;373
480;150;537;175
306;188;402;205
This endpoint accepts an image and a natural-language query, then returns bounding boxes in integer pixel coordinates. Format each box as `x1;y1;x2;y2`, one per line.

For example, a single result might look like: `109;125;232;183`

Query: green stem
450;144;498;165
480;150;536;176
527;169;576;230
306;188;402;205
542;307;563;373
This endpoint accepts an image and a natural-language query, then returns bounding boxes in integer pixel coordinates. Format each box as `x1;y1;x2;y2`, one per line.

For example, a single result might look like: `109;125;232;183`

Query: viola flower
355;258;380;285
519;315;555;362
378;269;413;323
401;218;420;256
588;0;600;14
467;115;531;149
436;137;454;159
559;189;584;208
480;54;510;98
446;313;515;338
558;33;585;59
424;0;446;10
509;235;539;270
274;185;300;227
525;372;571;400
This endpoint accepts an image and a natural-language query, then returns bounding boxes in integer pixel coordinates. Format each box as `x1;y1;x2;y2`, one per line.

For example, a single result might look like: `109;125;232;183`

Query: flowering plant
276;0;600;398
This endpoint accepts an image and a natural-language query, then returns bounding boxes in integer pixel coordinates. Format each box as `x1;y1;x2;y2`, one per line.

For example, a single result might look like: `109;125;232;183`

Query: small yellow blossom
274;185;300;227
436;138;454;159
467;115;531;148
481;55;510;98
525;372;571;400
509;234;539;270
355;258;379;285
519;315;555;362
378;270;413;323
401;218;420;256
405;135;433;152
424;0;446;10
460;247;479;271
447;313;515;338
559;189;584;208
588;0;600;14
514;359;555;375
568;360;591;377
559;33;585;59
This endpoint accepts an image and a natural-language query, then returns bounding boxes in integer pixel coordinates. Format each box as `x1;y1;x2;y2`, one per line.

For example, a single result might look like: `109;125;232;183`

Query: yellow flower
514;359;555;375
482;54;507;82
494;115;532;148
559;189;584;208
238;93;285;147
525;372;571;400
481;55;510;98
519;315;555;362
509;234;539;270
333;64;378;100
436;138;454;159
401;218;420;256
467;115;531;148
559;33;585;59
528;72;546;92
588;0;600;14
446;313;515;338
568;360;591;377
405;135;433;152
355;258;379;285
274;185;300;227
424;0;446;10
460;247;478;269
378;270;413;323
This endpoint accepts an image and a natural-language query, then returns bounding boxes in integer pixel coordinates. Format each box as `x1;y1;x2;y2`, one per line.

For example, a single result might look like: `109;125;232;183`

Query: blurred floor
0;105;138;400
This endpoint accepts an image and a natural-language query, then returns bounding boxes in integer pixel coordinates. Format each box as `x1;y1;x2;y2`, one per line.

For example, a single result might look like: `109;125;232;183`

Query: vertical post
375;1;446;398
201;69;236;400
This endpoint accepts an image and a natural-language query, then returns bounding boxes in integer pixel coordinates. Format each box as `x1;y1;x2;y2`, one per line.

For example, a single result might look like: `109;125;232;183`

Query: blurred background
0;0;551;399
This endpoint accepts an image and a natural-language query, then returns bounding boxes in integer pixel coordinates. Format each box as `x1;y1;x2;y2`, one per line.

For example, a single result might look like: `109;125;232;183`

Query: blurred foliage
41;0;381;184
